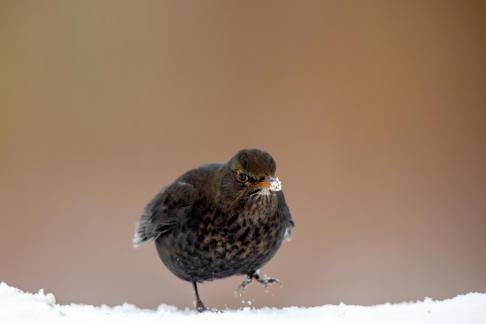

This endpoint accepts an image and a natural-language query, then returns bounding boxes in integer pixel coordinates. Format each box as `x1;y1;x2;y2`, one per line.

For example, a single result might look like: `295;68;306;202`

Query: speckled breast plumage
155;194;286;282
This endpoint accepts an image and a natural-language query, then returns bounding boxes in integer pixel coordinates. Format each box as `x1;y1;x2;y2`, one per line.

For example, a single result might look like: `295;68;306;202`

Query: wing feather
133;181;198;247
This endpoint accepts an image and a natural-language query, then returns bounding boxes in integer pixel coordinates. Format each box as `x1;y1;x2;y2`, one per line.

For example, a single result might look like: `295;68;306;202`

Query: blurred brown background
1;0;485;309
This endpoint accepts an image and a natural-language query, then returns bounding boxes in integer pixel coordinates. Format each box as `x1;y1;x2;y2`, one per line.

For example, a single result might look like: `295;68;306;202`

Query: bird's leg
192;282;208;312
237;270;281;293
236;275;253;293
252;271;281;288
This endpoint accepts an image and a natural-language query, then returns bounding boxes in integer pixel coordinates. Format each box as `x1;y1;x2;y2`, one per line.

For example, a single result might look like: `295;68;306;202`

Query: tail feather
132;212;152;248
133;184;191;248
133;188;168;248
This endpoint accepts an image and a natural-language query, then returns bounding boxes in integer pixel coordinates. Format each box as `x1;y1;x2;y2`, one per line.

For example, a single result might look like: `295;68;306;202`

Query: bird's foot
196;300;208;312
236;275;253;295
195;301;223;313
236;271;282;294
253;273;281;288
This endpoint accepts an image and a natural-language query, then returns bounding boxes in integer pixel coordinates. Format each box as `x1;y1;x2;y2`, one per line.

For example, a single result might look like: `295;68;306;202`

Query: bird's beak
254;177;282;192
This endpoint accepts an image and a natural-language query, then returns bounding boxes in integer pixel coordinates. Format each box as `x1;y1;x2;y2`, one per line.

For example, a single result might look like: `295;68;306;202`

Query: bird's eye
237;172;248;183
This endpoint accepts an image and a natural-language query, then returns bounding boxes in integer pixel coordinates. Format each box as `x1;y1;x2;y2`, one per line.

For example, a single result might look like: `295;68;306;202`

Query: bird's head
222;149;282;199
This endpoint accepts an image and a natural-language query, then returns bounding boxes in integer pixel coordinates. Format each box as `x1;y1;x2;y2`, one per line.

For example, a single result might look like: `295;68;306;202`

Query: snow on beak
254;177;282;192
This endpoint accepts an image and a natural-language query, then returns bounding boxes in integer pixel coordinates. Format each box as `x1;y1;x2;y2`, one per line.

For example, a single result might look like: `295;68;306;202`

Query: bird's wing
276;191;295;241
133;181;198;247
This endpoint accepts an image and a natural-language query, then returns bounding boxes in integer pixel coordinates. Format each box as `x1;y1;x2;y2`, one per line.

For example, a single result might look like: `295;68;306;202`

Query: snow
269;177;282;191
1;282;485;324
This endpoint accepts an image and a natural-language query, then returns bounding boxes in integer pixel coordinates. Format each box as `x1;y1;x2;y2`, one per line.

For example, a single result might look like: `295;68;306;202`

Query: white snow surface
1;282;486;324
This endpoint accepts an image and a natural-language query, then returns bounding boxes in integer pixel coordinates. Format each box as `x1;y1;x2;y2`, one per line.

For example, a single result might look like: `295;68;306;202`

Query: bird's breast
158;195;285;281
200;197;283;263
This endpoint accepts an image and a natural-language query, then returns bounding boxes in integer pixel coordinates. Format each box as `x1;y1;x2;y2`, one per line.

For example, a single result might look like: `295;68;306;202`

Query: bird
133;148;294;312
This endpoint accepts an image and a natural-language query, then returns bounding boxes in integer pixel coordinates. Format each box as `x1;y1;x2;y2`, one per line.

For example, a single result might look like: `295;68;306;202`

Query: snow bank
1;282;485;324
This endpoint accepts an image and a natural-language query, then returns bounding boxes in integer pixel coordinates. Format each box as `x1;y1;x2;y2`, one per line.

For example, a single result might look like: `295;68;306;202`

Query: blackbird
133;149;294;311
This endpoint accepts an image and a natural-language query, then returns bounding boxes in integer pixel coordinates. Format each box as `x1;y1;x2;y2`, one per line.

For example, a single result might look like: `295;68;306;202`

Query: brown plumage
133;149;294;311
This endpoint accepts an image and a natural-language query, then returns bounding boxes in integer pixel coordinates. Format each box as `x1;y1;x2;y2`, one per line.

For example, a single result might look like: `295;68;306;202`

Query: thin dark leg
237;270;281;292
192;281;208;312
253;272;281;287
236;275;253;293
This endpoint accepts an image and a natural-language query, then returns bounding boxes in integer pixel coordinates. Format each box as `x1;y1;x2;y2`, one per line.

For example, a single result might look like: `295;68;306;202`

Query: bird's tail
132;211;152;248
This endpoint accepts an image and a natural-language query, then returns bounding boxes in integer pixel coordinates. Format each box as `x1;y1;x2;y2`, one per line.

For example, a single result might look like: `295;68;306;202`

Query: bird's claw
236;273;281;294
196;300;208;312
255;276;281;288
236;276;253;295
